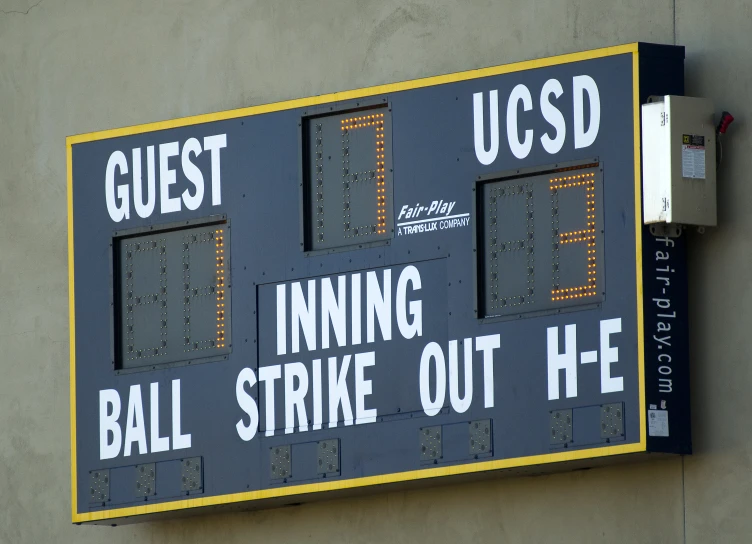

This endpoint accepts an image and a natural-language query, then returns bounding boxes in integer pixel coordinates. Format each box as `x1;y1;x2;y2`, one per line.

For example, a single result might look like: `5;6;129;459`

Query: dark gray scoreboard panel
68;44;690;524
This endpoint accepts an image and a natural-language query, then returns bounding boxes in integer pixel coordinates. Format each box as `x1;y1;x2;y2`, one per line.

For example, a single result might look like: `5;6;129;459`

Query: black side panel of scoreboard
639;43;691;455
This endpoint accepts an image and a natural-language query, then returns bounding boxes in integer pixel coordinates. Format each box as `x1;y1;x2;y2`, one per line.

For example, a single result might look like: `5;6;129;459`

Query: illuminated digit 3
550;172;597;301
340;113;387;238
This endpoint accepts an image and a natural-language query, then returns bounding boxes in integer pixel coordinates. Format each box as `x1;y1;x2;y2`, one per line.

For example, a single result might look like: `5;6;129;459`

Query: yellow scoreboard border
67;42;645;523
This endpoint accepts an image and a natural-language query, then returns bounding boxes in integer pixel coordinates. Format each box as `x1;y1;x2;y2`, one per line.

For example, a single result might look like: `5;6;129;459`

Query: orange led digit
308;107;391;252
340;112;387;236
550;172;597;302
215;229;226;348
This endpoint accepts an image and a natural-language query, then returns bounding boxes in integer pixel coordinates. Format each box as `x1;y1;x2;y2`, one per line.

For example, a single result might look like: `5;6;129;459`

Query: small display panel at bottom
477;164;604;319
114;221;231;370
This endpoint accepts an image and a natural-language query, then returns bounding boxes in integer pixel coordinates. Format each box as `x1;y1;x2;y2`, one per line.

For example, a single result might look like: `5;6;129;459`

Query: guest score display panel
112;219;231;370
68;44;690;524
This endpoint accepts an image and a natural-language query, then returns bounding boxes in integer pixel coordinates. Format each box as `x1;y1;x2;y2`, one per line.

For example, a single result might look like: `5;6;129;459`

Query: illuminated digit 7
340;113;387;238
550;172;597;301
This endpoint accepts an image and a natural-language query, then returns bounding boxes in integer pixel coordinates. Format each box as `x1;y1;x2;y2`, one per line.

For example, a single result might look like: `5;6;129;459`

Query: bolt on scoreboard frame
68;43;690;524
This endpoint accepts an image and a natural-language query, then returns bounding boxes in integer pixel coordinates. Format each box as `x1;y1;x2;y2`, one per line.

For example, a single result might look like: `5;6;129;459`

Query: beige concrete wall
0;0;747;542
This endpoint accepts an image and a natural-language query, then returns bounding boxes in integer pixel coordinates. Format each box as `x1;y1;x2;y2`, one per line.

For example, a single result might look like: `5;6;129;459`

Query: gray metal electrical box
642;96;716;226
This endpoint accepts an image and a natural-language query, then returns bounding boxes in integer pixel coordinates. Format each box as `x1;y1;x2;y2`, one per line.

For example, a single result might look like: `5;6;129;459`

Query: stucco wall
0;1;748;542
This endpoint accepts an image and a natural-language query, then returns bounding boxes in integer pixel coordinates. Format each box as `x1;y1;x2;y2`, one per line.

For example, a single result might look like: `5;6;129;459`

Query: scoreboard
67;43;690;524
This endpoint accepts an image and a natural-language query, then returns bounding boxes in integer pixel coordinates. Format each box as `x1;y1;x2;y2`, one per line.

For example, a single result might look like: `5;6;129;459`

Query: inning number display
304;106;394;251
114;221;231;370
478;164;604;318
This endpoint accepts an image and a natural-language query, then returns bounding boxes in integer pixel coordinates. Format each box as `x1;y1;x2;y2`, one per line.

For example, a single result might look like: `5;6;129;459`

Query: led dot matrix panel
113;220;231;370
303;106;394;251
476;163;604;319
